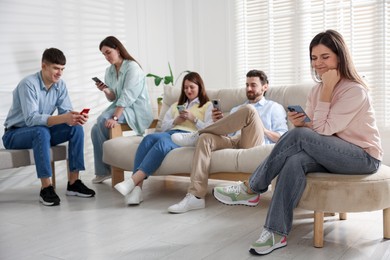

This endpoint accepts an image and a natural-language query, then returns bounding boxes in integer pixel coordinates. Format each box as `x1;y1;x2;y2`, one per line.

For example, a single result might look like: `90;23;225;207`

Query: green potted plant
146;63;190;114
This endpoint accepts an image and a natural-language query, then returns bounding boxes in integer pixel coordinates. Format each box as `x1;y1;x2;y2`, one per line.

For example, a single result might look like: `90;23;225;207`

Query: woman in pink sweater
212;29;383;255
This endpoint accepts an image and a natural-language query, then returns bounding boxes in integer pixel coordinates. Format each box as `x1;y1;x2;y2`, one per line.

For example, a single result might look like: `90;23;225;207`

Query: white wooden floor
1;173;390;260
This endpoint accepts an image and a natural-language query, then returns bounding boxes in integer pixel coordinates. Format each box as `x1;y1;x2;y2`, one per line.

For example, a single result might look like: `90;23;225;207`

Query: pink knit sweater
306;79;383;161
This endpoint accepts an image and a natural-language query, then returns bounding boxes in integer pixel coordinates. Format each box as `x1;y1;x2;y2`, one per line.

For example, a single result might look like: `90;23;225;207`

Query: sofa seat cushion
298;164;390;213
103;136;274;175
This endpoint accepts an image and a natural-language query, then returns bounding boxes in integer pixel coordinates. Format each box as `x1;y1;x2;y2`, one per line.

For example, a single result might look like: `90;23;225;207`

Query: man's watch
112;115;118;121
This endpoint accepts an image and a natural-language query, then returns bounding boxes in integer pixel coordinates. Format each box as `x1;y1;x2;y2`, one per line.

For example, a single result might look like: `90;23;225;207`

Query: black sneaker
66;179;96;197
39;186;60;206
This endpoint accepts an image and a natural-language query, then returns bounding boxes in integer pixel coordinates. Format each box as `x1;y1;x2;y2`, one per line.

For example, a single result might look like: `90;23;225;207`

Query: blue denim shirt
103;60;153;135
230;98;288;144
4;71;72;128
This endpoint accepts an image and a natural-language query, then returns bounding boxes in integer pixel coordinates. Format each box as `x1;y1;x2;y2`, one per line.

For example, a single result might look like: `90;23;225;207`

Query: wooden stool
297;164;390;247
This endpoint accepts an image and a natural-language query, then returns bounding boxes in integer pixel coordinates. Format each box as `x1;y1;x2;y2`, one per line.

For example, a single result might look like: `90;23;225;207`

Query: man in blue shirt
168;70;288;213
2;48;95;206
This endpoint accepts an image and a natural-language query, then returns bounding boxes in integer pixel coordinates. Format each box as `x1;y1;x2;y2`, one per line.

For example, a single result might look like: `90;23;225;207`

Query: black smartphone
287;105;311;122
212;99;221;110
92;77;103;84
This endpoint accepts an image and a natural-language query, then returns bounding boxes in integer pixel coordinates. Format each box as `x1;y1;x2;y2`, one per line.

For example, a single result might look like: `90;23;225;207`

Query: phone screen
92;77;102;83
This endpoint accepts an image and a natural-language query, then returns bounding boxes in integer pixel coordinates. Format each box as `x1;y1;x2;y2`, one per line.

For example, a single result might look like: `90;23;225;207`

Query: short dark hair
246;70;268;85
42;48;66;65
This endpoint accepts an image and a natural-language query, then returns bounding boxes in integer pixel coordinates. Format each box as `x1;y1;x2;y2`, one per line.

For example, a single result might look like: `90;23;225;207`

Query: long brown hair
309;29;367;89
178;72;209;107
99;36;142;68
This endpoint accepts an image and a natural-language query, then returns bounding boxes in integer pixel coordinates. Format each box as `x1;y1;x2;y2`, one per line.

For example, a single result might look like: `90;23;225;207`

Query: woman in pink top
213;30;383;255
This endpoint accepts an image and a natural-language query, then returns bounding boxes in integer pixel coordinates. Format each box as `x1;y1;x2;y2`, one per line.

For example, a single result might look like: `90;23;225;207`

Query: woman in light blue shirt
91;36;153;184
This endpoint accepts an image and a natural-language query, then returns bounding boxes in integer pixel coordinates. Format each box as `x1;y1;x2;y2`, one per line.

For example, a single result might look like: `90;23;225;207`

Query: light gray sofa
103;84;312;186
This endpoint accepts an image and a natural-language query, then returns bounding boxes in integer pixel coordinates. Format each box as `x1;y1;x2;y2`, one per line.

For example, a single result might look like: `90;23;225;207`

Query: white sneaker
171;132;199;147
125;186;143;205
168;193;205;213
92;175;111;184
114;178;135;196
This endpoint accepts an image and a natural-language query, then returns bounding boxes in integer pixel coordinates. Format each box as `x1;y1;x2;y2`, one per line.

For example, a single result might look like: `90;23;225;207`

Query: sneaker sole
249;241;287;255
168;204;205;214
39;197;60;206
212;189;260;207
92;175;111;184
66;191;95;197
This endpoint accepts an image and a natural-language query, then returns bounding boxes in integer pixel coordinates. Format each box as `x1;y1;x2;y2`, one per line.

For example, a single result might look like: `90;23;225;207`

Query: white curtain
233;0;390;128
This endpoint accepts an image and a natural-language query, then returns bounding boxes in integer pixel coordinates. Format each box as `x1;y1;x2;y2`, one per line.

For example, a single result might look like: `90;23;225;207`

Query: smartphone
80;108;90;114
177;105;186;112
212;99;221;110
287;105;311;122
92;77;102;84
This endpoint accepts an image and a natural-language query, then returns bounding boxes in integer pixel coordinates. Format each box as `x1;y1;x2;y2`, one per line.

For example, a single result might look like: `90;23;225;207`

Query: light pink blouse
306;79;383;161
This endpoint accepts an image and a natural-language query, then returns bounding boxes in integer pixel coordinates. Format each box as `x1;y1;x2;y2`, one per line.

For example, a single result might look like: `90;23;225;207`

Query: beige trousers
188;105;265;198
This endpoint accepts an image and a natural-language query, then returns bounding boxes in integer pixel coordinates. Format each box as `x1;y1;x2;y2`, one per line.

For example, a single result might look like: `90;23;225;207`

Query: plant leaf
164;76;173;85
168;62;174;85
155;77;163;86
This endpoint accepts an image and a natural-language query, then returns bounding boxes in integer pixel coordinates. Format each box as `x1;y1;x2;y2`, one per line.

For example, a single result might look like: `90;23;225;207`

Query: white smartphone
212;99;221;110
177;105;186;112
287;105;311;122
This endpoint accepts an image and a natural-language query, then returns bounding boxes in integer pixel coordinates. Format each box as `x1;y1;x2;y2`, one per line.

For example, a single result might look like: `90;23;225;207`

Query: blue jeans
91;108;125;176
248;127;381;236
134;130;188;176
2;124;85;178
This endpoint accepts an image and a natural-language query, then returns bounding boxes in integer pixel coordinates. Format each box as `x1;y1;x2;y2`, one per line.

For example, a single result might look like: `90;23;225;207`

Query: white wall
0;0;236;190
0;0;388;190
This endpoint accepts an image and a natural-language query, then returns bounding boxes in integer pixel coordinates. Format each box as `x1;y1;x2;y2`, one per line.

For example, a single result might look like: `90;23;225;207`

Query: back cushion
156;85;247;131
156;83;313;131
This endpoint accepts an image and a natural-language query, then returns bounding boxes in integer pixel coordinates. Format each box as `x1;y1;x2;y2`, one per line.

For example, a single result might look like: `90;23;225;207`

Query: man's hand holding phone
77;108;90;125
212;99;223;122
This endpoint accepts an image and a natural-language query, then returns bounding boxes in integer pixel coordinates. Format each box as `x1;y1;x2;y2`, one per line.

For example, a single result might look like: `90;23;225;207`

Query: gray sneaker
249;229;287;255
213;181;260;206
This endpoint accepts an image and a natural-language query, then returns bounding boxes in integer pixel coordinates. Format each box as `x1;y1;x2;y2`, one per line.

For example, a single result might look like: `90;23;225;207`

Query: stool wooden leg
314;211;324;248
339;213;347;220
111;166;125;187
384;208;390;239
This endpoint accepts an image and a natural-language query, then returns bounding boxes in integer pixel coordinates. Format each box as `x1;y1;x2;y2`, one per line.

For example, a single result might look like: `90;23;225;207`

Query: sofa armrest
109;119;159;139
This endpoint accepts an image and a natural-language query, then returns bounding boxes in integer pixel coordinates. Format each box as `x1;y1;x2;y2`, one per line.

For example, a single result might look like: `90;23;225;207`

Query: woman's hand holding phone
287;105;310;127
92;77;108;91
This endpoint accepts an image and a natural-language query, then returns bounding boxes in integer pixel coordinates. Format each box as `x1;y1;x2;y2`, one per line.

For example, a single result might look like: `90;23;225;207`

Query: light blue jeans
91;108;125;176
134;130;188;176
248;127;381;236
2;124;85;178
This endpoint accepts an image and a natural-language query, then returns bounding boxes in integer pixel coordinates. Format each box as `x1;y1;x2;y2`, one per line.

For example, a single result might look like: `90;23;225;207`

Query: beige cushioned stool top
298;164;390;213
